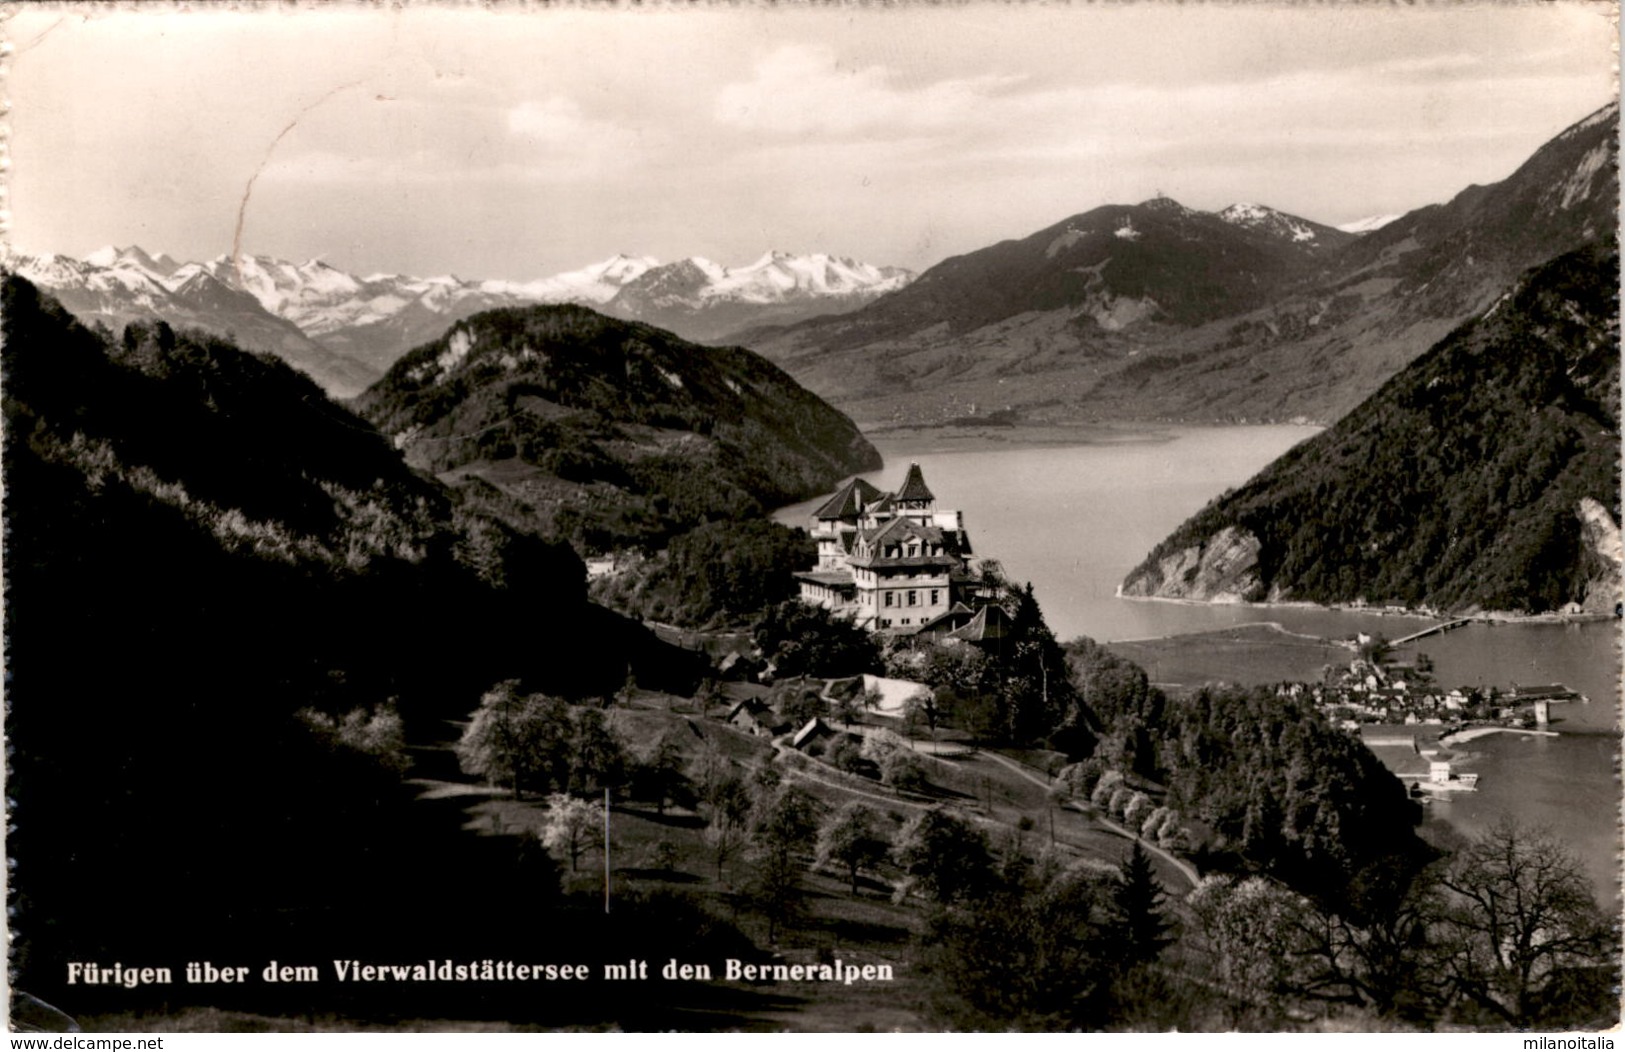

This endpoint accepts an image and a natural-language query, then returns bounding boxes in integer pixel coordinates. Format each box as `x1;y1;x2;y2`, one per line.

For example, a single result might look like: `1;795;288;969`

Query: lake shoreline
1441;726;1561;746
1109;620;1353;646
862;420;1300;458
1115;590;1616;634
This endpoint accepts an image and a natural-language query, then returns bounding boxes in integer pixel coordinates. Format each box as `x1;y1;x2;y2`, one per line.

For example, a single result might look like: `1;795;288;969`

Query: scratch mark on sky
232;78;368;284
12;17;66;57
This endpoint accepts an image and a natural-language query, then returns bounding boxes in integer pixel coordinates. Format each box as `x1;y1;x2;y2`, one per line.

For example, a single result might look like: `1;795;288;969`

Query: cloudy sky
6;4;1616;280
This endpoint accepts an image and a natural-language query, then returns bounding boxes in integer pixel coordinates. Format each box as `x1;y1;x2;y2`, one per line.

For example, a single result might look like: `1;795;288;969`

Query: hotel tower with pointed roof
795;463;986;634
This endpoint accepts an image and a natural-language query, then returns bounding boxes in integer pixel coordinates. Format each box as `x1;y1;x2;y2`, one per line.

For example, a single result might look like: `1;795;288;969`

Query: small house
727;699;786;738
791;717;838;751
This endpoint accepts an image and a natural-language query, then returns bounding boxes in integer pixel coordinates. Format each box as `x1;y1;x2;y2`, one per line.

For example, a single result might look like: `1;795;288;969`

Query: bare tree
1439;817;1610;1025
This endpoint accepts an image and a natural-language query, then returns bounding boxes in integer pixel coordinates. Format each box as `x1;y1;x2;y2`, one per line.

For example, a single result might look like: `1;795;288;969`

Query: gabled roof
862;515;943;547
917;602;976;636
853;516;955;568
791;717;835;749
726;698;770;722
728;698;787;733
895;463;935;503
947;603;1013;643
813;477;885;521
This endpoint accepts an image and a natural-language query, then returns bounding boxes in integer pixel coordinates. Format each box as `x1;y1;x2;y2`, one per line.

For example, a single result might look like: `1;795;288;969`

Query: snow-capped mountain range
608;252;914;342
3;245;917;397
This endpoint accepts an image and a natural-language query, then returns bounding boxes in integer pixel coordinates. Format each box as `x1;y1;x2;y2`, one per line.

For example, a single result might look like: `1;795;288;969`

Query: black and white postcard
4;2;1619;1034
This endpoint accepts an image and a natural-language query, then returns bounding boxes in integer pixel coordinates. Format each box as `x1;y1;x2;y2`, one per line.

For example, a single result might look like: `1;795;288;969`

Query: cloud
713;44;1022;137
509;97;613;144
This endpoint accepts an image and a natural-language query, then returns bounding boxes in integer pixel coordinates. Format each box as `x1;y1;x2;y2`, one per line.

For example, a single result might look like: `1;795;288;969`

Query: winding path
976;750;1200;889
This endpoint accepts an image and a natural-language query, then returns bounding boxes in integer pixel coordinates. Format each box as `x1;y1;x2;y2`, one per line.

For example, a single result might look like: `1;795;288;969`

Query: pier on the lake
1391;618;1473;645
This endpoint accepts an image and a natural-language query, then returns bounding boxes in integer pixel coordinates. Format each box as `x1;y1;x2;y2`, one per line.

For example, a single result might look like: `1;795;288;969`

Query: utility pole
603;786;611;914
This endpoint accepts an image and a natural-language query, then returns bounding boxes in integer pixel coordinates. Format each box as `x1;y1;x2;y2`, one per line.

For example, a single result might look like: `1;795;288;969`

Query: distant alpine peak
1218;202;1323;244
1218;202;1274;223
87;244;147;267
81;244;184;278
592;254;659;278
693;251;912;302
1140;195;1197;216
1336;213;1404;235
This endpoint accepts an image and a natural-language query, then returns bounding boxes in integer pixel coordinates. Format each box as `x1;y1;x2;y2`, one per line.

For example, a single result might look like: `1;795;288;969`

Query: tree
569;705;627;793
298;701;409;774
1114;841;1172;966
993;583;1081;745
753;600;881;679
862;729;927;791
745;782;821;941
751;781;822;847
542;793;603;871
1439;818;1611;1025
826;734;871;776
456;681;573;799
1187;876;1317;1024
748;835;804;943
816;802;889;894
650;839;680;873
903;689;942;740
688;741;732;805
923;860;1122;1029
628;730;693;815
880;749;926;792
773;680;826;728
694;677;723;712
699;771;752;881
892;807;994;904
833;691;860;728
1300;853;1451;1019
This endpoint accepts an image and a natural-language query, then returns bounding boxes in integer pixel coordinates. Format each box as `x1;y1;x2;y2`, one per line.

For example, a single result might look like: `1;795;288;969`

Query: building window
908;590;918;606
880;618;891;628
901;618;911;625
884;592;894;608
931;589;940;605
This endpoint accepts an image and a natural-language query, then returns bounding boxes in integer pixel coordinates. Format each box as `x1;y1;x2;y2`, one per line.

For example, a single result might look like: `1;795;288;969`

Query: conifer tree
1115;840;1172;965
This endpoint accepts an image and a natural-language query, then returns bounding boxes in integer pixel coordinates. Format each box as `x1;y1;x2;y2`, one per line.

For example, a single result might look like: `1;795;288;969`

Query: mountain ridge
354;301;881;554
745;102;1618;429
1120;240;1621;615
8;245;916;394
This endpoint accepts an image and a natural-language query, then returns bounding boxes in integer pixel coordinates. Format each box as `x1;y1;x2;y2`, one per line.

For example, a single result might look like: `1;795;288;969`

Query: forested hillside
2;276;704;1010
1122;242;1621;614
357;304;880;554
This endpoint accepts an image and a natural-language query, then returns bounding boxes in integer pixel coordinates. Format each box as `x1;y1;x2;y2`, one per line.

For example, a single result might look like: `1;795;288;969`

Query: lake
779;425;1438;643
777;425;1622;903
